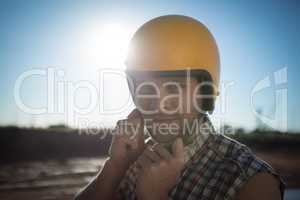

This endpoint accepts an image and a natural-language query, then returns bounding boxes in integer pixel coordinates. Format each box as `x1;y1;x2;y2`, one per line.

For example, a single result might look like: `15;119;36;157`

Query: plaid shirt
116;115;285;200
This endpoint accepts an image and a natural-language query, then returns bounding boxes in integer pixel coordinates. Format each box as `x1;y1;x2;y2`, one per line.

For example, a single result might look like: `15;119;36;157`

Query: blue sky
0;0;299;131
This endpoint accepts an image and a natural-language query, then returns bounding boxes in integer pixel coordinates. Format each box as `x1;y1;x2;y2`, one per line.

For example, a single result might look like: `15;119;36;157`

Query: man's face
132;75;203;143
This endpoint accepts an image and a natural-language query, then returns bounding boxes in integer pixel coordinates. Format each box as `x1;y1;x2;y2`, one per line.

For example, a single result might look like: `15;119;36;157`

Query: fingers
143;146;161;163
172;138;184;159
136;139;183;172
137;154;152;169
126;109;144;142
136;154;152;171
115;119;139;149
115;118;141;139
136;145;163;170
152;143;172;161
127;108;142;120
137;146;160;163
115;120;131;139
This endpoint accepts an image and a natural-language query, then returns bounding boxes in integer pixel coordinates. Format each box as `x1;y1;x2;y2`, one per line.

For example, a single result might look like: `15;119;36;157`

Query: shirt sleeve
115;161;140;200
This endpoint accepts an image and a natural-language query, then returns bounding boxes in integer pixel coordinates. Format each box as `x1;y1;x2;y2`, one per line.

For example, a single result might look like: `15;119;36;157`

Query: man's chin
149;132;179;144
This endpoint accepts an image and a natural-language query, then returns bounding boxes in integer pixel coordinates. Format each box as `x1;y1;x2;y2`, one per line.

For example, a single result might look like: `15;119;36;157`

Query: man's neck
147;113;209;153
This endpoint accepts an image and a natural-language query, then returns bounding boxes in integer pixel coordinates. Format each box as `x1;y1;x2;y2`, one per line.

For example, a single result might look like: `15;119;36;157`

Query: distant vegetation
229;128;300;150
0;126;112;163
0;125;299;163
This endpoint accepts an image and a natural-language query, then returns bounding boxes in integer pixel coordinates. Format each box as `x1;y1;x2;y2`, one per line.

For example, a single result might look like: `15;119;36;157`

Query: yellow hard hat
126;15;220;110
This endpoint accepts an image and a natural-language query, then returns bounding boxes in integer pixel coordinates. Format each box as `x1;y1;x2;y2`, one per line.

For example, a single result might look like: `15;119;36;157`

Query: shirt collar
145;114;215;164
183;114;215;163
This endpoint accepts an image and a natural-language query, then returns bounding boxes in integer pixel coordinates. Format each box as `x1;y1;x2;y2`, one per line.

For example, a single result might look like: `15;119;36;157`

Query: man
75;15;284;200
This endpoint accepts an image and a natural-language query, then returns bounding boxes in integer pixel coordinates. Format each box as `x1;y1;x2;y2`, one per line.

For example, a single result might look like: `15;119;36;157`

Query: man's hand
75;109;145;200
109;108;146;170
136;138;185;200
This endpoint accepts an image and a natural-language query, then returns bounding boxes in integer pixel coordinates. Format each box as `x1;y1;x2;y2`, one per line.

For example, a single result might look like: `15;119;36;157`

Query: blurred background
0;0;299;199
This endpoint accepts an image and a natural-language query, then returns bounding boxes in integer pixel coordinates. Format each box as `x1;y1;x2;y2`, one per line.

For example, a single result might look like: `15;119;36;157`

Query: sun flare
81;23;132;69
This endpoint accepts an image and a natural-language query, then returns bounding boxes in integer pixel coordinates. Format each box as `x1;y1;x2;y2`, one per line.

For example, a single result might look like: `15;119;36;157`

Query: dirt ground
0;149;299;200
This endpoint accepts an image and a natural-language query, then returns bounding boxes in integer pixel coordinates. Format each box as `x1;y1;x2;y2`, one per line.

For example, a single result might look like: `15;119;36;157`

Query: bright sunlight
80;23;133;69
